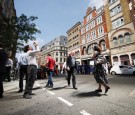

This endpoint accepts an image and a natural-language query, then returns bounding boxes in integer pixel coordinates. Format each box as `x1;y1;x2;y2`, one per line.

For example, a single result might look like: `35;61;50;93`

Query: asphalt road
0;74;135;115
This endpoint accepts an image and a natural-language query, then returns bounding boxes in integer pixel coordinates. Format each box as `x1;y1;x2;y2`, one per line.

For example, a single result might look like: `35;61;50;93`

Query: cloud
88;0;103;9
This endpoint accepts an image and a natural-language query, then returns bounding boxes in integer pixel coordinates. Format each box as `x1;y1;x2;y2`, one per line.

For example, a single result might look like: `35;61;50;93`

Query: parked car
110;65;135;75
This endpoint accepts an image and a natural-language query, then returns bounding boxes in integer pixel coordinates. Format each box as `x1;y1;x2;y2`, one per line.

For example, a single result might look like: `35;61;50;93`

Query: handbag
96;55;107;64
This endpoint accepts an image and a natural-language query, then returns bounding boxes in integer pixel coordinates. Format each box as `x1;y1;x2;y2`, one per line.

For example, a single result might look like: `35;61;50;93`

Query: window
90;21;95;29
86;25;89;32
56;58;58;62
98;26;104;36
112;17;124;29
86;34;90;41
96;16;103;25
56;52;58;56
109;0;118;5
88;45;93;54
60;58;62;62
113;37;118;46
101;41;106;50
118;35;124;44
91;30;96;39
110;5;121;17
81;28;85;35
60;52;62;56
86;13;92;22
125;33;131;43
82;36;85;43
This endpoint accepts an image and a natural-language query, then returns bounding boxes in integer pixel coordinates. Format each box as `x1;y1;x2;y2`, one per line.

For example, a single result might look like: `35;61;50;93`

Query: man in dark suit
66;52;77;89
0;42;8;98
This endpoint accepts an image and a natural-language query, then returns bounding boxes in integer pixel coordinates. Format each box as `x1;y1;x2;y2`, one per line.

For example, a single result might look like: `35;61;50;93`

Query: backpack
71;57;76;67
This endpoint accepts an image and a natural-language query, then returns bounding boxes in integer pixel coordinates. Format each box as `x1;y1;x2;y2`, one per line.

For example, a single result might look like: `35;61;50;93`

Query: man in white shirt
18;45;29;92
23;42;40;99
5;58;13;82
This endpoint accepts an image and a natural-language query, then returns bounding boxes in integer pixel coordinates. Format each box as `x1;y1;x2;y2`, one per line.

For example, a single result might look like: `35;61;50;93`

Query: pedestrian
18;45;29;92
45;53;55;88
0;42;8;98
66;52;77;89
107;62;112;74
5;57;13;82
62;61;68;80
92;45;110;93
82;62;85;74
23;42;40;99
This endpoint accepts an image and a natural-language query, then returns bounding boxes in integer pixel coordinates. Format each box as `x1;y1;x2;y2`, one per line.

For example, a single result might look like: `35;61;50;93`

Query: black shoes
45;85;53;88
105;86;110;93
73;86;77;90
0;95;3;99
29;93;36;95
95;89;102;92
18;89;23;93
23;94;32;99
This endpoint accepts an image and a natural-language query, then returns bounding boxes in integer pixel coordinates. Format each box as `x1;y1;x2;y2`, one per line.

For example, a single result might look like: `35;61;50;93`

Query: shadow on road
0;94;23;101
75;91;107;97
50;86;67;90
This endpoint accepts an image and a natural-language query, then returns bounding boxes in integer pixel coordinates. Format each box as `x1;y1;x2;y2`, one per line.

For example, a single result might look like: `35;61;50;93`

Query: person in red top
45;53;55;88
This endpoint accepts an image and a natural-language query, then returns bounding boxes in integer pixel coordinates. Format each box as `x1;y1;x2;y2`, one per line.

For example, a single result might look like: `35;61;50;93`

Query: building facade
104;0;135;65
41;35;67;70
80;6;110;65
67;22;81;64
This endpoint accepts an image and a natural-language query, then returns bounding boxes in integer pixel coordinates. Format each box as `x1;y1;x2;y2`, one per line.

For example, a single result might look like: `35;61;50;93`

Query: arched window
125;33;131;43
113;37;118;46
101;41;106;51
118;35;124;45
88;45;92;54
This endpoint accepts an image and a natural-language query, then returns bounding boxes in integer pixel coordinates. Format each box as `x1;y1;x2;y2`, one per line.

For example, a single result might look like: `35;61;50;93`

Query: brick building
80;6;110;65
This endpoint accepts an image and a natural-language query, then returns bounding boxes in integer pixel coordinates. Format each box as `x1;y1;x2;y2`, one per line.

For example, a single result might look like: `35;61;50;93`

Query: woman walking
92;45;110;93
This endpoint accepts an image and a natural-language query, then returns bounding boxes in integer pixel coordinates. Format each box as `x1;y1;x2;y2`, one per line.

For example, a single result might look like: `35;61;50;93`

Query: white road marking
42;88;46;90
80;110;91;115
129;90;135;97
35;81;41;86
42;88;55;95
57;97;73;106
47;90;55;95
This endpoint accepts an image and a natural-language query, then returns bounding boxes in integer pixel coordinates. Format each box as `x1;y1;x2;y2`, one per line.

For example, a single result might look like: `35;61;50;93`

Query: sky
14;0;103;57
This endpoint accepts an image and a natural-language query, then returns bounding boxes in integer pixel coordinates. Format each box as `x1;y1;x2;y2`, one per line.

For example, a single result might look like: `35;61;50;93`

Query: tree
0;14;41;58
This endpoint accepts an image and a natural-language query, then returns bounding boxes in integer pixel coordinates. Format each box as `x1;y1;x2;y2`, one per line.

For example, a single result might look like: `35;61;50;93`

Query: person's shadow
75;91;107;97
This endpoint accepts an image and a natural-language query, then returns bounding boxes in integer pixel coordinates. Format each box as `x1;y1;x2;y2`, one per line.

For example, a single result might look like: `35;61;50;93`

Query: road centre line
80;110;91;115
35;81;41;87
129;90;135;97
57;97;73;106
47;90;55;95
42;88;55;95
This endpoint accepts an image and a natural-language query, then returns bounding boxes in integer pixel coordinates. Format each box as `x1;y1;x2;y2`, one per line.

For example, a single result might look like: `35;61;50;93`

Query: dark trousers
19;65;28;91
5;66;11;82
67;67;76;87
24;65;37;95
0;72;4;96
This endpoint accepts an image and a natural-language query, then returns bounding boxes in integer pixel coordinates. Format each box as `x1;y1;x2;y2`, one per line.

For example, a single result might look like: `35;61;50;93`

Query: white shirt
62;62;67;69
27;46;40;67
19;53;28;66
6;58;13;67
